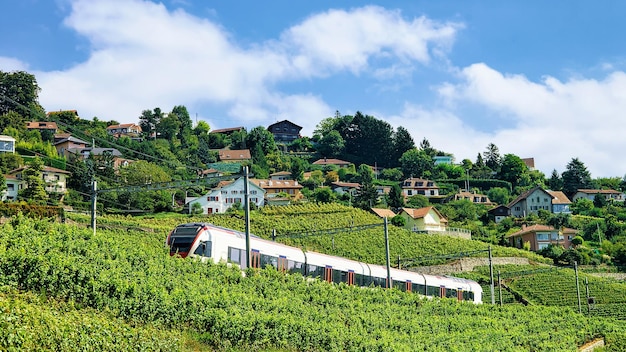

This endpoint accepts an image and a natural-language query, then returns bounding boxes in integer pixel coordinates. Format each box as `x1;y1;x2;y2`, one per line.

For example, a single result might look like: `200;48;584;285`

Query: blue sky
2;0;626;178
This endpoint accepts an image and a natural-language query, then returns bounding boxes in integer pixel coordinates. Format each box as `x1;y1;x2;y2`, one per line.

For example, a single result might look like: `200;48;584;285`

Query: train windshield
168;226;200;254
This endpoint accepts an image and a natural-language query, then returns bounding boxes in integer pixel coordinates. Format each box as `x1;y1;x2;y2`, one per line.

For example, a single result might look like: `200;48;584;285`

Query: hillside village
3;70;626;268
6;69;626;350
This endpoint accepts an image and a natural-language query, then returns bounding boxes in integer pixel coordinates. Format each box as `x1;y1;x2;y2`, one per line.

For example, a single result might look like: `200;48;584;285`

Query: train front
166;223;205;258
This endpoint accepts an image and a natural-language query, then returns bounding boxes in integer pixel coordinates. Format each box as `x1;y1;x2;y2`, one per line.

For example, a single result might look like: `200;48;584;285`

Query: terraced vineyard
2;214;626;351
68;203;551;266
465;264;626;321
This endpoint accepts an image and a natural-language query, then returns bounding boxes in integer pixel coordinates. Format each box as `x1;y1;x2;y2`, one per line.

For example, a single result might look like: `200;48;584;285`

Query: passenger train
166;222;482;304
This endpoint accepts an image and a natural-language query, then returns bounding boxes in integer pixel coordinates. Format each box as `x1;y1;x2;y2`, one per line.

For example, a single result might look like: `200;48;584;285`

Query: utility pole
91;180;97;236
244;166;251;269
575;261;582;314
384;217;391;289
489;245;495;304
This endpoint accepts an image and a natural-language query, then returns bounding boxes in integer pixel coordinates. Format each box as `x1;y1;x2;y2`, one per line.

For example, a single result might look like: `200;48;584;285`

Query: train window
414;283;426;295
372;277;386;288
228;247;246;268
193;241;212;257
260;254;277;269
356;274;367;286
288;260;304;275
463;291;474;301
446;288;457;299
426;285;439;297
393;280;404;291
334;270;346;284
307;264;324;278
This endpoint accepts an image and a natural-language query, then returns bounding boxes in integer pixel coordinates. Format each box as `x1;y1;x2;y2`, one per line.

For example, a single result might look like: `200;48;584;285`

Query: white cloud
35;0;459;131
432;63;626;178
0;57;29;71
282;6;461;77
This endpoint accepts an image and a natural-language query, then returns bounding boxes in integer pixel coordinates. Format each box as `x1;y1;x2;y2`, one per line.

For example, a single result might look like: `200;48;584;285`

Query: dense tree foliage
0;70;43;120
562;158;594;198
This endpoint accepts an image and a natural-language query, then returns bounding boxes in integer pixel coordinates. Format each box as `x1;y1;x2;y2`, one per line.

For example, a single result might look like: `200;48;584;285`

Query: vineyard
0;205;623;350
0;288;181;351
461;264;626;321
1;214;626;350
67;203;551;266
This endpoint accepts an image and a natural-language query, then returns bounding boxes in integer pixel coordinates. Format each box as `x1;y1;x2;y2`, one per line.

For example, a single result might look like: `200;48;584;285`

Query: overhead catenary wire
1;92;206;175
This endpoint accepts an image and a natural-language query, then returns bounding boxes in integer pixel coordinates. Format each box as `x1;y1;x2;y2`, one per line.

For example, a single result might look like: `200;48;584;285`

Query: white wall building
0;135;16;154
2;175;23;201
187;177;265;214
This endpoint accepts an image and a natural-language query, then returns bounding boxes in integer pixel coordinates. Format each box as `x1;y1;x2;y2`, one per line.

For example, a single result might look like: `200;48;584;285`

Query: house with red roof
401;177;440;199
507;186;554;217
399;206;471;239
312;158;352;168
218;149;251;162
573;189;626;203
506;224;577;251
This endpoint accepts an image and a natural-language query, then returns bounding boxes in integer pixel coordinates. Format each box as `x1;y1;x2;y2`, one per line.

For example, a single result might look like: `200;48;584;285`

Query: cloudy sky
2;0;626;178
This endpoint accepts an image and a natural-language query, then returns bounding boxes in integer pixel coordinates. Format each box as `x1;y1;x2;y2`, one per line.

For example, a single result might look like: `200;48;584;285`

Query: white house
8;165;71;195
187;177;265;214
2;175;23;201
0;135;16;154
572;189;626;203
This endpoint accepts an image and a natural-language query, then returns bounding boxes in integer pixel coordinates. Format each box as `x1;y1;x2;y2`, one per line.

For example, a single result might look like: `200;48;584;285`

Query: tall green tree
0;70;43;120
247;126;277;155
156;112;181;140
139;108;163;139
497;154;529;189
561;158;593;198
171;105;192;136
483;143;502;174
548;169;563;190
354;164;378;210
316;130;345;157
399;149;433;178
340;112;394;167
19;157;48;204
0;111;27;135
392;126;415;165
290;157;307;182
387;183;404;209
419;138;437;157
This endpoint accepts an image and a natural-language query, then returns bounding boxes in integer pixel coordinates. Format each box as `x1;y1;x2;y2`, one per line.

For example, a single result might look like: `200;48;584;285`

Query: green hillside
68;203;551;266
0;208;622;350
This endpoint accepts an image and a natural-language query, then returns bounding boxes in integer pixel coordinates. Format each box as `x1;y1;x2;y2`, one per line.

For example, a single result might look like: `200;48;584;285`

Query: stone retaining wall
410;257;530;275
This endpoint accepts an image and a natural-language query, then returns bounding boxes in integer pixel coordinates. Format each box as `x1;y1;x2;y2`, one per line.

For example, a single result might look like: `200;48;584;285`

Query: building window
536;233;549;241
207;196;219;202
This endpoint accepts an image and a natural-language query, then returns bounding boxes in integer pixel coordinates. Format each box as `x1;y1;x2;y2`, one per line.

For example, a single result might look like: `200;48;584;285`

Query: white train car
166;222;482;303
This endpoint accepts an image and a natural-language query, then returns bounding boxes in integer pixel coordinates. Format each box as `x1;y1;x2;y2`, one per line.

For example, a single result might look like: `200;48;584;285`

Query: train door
439;286;446;298
457;289;463;301
405;280;412;293
251;249;261;269
278;255;288;273
347;270;355;285
324;266;333;283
